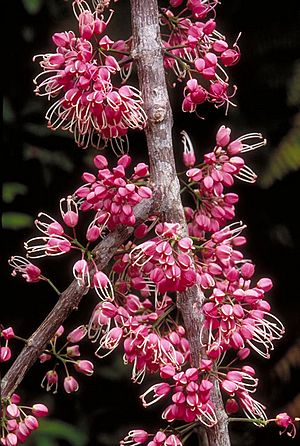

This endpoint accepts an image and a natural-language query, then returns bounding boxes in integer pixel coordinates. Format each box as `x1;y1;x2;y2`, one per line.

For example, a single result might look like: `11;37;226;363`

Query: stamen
234;165;257;183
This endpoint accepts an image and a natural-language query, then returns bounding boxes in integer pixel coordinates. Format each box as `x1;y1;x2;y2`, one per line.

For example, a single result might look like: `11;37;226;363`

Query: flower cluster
40;324;94;395
75;153;152;231
123;222;197;295
0;394;48;446
5;1;297;444
88;293;190;383
0;327;15;364
182;126;266;236
197;224;285;359
9;154;152;303
162;0;240;113
121;429;182;446
33;0;146;151
141;366;216;427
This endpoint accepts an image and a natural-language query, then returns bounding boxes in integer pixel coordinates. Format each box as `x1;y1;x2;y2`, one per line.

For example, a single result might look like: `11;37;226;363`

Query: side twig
1;198;153;399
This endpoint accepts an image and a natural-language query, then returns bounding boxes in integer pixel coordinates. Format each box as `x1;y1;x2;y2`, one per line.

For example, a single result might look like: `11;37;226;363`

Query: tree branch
130;1;230;445
1;198;153;399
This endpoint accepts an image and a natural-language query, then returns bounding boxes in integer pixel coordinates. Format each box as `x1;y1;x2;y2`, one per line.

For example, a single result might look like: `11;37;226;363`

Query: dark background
2;1;300;445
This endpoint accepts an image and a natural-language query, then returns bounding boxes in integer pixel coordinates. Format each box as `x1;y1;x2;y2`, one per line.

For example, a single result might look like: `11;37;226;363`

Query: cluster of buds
162;0;240;113
121;429;182;446
196;224;285;359
141;365;216;427
0;394;48;446
5;1;298;444
9;154;152;303
40;325;94;395
121;222;197;294
33;0;146;151
88;292;190;383
75;153;152;231
182;125;266;236
0;327;15;364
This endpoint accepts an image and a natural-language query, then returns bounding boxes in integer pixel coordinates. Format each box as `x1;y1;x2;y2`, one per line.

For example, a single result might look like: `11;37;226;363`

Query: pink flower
9;256;42;283
120;429;149;445
63;376;79;393
24;415;39;431
74;360;94;376
41;370;58;393
32;404;48;417
73;260;90;287
59;196;79;228
67;325;87;343
0;346;12;363
5;433;18;446
181;130;196;168
1;327;15;340
275;412;299;438
93;270;114;301
225;398;239;414
6;404;20;418
24;235;72;258
34;28;147;151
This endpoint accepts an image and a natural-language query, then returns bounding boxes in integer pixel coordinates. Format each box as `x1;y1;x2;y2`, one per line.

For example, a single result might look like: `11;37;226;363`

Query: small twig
1;198;153;399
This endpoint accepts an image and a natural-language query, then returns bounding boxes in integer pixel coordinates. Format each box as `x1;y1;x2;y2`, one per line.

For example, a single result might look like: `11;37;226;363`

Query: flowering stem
1;198;153;399
106;48;131;56
153;304;176;329
13;335;28;344
228;417;268;426
130;1;231;445
46;278;61;296
164;49;194;69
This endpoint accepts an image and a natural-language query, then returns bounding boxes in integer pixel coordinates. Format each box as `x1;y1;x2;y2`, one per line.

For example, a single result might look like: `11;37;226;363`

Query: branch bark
1;198;152;399
130;1;230;445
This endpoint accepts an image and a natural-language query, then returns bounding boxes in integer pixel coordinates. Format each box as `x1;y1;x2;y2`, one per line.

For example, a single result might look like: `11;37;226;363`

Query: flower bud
2;327;15;340
6;404;20;419
216;125;231;147
32;404;48;417
67;325;87;343
24;415;39;431
74;360;94;376
0;346;11;362
225;398;239;414
67;345;81;357
64;376;79;393
6;433;18;446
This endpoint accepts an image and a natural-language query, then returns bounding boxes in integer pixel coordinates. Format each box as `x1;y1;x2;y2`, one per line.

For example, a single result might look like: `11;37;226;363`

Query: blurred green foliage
22;0;44;15
26;419;88;446
2;212;33;230
3;183;28;204
260;62;300;187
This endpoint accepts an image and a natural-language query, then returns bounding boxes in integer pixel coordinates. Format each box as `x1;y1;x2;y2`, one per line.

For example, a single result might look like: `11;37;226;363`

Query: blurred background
2;0;300;445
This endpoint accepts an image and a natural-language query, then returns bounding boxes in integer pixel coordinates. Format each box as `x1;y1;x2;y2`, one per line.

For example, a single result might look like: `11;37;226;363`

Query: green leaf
2;212;33;230
260;114;300;187
22;0;43;14
3;183;28;204
27;420;88;446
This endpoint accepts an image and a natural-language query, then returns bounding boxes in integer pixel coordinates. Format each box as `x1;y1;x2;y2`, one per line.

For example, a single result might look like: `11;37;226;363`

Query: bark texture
130;1;231;445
